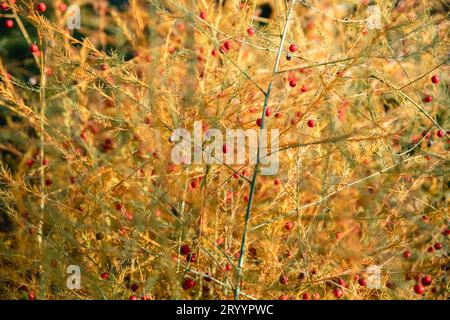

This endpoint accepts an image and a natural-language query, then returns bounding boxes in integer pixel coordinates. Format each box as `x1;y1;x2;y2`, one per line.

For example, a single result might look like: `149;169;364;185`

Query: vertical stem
38;32;47;298
234;0;297;300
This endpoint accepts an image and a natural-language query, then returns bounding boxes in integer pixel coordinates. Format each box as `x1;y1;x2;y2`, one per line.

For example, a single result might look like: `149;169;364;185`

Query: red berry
190;179;199;189
265;108;272;117
211;49;218;57
403;250;412;259
247;27;255;36
30;44;39;53
278;294;289;300
141;295;151;300
256;117;262;127
284;221;293;231
431;75;440;84
44;178;52;186
182;278;195;290
36;2;46;13
337;278;346;287
288;44;297;53
199;10;206;20
100;272;109;279
427;246;434;253
288;79;297;87
186;253;197;263
333;288;344;298
358;278;367;286
101;64;108;71
59;3;67;12
436;130;444;138
225;263;232;272
223;40;232;51
130;283;139;292
423;95;432;103
222;144;229;154
274;178;281;185
28;291;35;300
307;119;315;128
414;284;425;295
180;244;191;255
0;2;9;11
421;275;432;286
434;242;442;250
5;19;14;29
275;112;282;118
279;275;288;284
300;84;308;92
302;292;310;300
129;295;138;300
313;292;320;300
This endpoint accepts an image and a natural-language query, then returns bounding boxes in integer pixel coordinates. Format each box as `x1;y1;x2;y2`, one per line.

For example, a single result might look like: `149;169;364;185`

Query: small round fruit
279;275;289;285
182;278;195;290
307;119;315;128
222;144;229;154
284;221;293;231
28;291;36;300
5;19;14;29
436;130;444;138
337;278;347;287
434;242;442;250
333;288;344;298
30;44;39;53
289;44;297;53
130;283;139;292
190;179;199;189
100;272;109;279
421;275;432;286
256;117;262;127
423;95;432;103
403;250;412;259
223;40;232;51
302;292;310;300
129;295;138;300
36;2;47;13
186;253;197;263
278;294;289;300
414;284;425;295
0;2;9;11
180;244;191;255
288;79;297;87
247;27;255;36
358;278;367;286
431;75;440;84
199;10;206;20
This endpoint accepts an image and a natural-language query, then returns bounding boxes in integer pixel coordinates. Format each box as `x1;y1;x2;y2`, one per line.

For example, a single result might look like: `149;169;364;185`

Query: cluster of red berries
423;75;440;104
